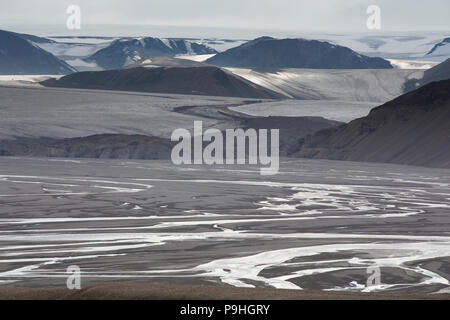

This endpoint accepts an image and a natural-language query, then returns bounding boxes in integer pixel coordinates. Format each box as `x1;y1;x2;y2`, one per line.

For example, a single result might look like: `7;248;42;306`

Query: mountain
404;58;450;92
293;79;450;168
41;66;279;98
426;37;450;60
0;30;75;75
85;37;217;70
9;31;55;44
205;37;393;69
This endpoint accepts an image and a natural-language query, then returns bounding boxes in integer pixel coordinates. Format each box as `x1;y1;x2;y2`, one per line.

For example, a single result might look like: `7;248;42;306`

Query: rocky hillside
206;37;393;69
294;79;450;168
0;134;173;160
85;37;217;70
41;66;279;99
0;29;75;75
404;58;450;92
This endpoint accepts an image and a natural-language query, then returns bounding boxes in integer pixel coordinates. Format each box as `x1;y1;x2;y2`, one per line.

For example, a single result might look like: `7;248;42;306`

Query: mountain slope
206;37;393;69
85;37;217;70
404;58;450;92
293;79;450;168
0;30;76;75
41;66;279;98
242;116;342;156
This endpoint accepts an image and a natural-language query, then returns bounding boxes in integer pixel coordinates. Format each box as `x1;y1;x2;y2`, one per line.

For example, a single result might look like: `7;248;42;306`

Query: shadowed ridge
41;66;281;99
294;79;450;168
206;37;393;69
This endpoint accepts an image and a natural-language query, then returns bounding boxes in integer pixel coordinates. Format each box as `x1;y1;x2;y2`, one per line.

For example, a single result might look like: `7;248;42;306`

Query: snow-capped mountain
279;32;450;62
0;30;75;75
206;36;393;69
84;37;217;70
426;38;450;60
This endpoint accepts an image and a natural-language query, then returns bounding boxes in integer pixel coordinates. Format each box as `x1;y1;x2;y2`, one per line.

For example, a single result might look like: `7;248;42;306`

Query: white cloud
1;0;449;35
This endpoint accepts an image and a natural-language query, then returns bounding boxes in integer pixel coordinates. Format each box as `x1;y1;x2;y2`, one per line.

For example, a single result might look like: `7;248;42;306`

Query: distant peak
253;36;275;41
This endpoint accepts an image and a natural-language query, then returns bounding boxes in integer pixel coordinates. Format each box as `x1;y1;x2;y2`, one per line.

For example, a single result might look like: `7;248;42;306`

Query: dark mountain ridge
0;29;75;75
294;79;450;168
41;66;279;99
206;36;393;69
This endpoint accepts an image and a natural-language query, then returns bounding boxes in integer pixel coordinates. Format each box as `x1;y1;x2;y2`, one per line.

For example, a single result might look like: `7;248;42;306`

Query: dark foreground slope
41;66;279;98
1;282;449;300
294;80;450;168
206;37;393;69
0;30;75;75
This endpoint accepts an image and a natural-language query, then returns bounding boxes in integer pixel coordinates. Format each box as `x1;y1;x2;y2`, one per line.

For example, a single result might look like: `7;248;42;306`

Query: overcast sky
1;0;449;37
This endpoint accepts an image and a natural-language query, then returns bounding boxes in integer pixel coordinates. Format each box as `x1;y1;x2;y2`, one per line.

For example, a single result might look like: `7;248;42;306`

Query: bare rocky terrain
294;80;450;168
1;282;449;300
206;37;393;69
404;58;450;92
0;30;75;75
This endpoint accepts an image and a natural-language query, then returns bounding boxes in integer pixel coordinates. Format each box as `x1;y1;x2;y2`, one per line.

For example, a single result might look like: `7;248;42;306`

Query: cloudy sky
2;0;449;37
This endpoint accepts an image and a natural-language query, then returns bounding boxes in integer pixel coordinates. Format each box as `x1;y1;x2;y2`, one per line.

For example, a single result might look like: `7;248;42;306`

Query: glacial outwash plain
0;26;449;300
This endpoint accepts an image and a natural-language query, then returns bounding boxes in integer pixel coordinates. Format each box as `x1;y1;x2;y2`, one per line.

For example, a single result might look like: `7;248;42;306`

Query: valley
0;157;449;294
0;24;449;299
